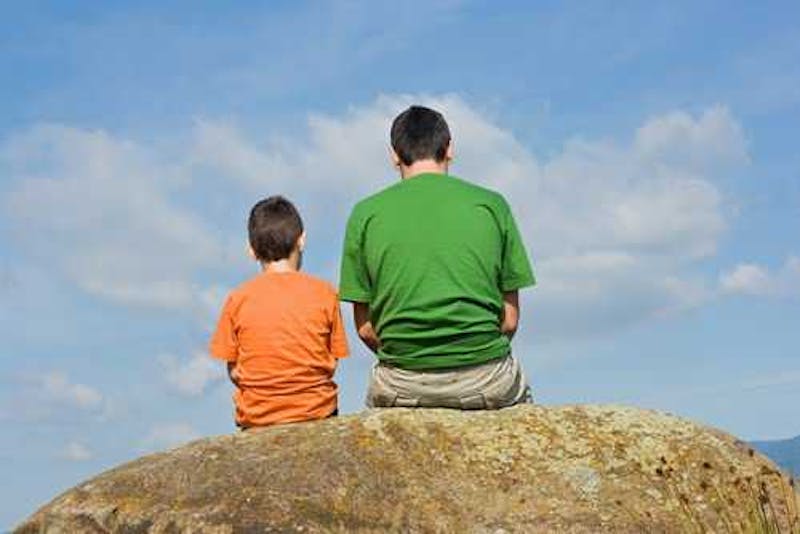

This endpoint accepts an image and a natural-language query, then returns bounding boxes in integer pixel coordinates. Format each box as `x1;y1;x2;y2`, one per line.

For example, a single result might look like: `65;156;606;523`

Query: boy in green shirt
339;105;536;409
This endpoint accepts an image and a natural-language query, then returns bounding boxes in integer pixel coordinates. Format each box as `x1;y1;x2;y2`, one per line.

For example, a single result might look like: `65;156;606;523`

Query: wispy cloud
1;95;752;341
1;125;228;309
60;441;94;462
720;257;800;298
0;372;111;423
41;372;103;409
159;352;225;397
634;105;749;171
190;95;750;338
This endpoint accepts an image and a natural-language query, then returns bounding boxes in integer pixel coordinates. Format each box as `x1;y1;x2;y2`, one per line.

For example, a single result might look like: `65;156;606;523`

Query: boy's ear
247;243;257;261
445;140;454;162
389;146;402;169
297;231;307;252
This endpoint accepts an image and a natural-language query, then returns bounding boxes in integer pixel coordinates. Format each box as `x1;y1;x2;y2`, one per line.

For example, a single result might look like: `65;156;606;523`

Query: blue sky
1;0;799;528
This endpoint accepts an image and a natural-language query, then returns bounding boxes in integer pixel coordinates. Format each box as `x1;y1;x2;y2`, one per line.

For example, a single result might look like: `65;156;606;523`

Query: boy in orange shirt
209;196;349;429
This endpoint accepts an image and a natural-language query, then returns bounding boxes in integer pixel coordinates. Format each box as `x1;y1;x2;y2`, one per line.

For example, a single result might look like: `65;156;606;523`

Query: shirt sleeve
338;207;372;302
328;294;350;359
209;294;239;362
499;199;536;292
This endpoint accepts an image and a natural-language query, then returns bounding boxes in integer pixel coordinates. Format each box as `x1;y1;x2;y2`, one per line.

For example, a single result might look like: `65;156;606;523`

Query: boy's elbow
356;323;373;342
501;322;518;338
359;333;380;349
500;290;520;338
356;323;381;353
501;315;519;338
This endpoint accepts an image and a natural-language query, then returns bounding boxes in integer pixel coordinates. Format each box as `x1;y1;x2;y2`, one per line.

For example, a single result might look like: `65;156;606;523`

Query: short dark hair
390;105;451;166
248;196;304;262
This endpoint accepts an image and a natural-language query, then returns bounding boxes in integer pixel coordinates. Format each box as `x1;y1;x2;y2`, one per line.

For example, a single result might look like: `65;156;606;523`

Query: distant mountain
752;435;800;476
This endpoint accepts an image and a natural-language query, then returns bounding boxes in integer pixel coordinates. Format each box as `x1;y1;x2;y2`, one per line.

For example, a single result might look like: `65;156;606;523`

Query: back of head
390;105;451;166
248;196;304;262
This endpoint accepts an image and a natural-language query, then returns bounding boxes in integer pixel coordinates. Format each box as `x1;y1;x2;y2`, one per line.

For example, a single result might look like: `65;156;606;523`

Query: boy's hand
500;290;520;340
353;302;381;354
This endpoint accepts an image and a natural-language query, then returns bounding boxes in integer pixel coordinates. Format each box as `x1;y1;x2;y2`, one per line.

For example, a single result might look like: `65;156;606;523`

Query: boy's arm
209;294;240;384
500;290;520;340
353;302;381;354
340;207;379;352
329;295;350;359
496;198;533;341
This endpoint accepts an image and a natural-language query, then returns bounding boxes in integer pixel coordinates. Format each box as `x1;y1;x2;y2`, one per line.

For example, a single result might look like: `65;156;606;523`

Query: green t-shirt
339;172;535;370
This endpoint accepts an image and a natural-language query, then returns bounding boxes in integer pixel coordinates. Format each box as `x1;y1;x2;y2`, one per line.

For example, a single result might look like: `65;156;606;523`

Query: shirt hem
338;291;372;303
377;345;511;371
501;276;536;292
236;406;339;428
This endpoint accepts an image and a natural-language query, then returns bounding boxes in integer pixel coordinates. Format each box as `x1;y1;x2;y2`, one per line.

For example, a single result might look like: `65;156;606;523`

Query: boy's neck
399;159;449;180
261;251;302;273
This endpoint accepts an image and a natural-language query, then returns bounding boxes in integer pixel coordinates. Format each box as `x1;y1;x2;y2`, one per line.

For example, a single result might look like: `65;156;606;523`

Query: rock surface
16;405;800;533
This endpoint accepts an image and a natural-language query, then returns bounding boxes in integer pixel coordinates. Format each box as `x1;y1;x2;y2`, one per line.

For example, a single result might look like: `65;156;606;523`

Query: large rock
16;405;800;533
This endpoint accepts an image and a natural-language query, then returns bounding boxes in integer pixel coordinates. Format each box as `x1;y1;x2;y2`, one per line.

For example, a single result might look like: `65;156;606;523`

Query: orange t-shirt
209;271;349;427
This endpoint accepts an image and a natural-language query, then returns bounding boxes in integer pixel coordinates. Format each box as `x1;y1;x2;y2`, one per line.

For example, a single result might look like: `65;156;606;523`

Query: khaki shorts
366;355;532;410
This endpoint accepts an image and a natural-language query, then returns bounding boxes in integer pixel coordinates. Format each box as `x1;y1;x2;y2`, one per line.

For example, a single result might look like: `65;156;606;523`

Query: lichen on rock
15;404;800;533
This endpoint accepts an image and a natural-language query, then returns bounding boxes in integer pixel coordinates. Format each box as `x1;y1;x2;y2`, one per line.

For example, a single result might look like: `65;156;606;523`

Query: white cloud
720;264;771;295
191;119;295;190
658;275;716;313
41;372;103;409
140;423;199;452
531;121;729;261
720;257;800;298
634;105;749;171
196;284;231;329
0;372;110;423
2;95;752;340
190;95;751;338
2;125;226;309
61;441;94;462
188;96;747;339
159;352;225;396
225;95;739;261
